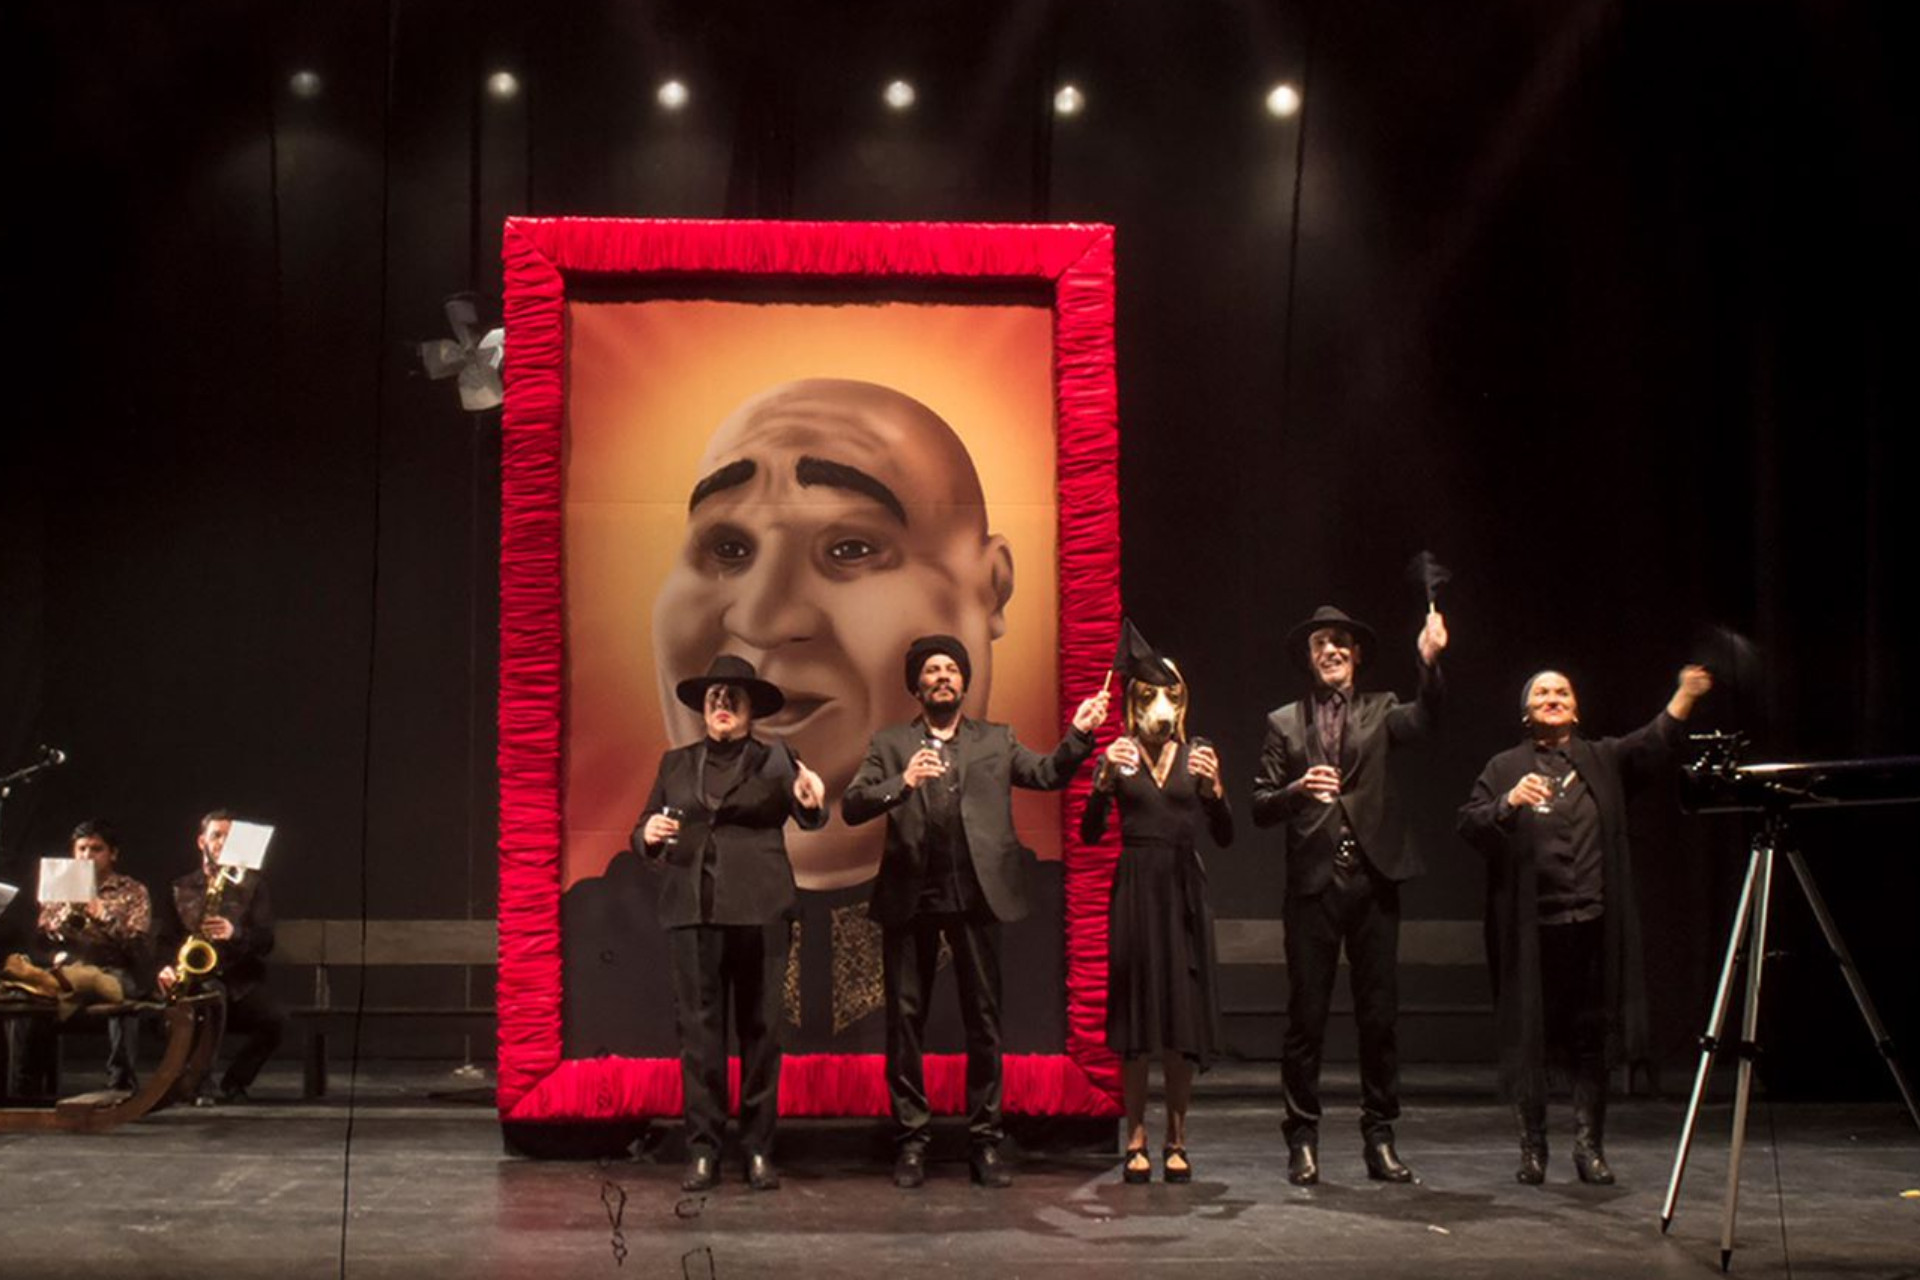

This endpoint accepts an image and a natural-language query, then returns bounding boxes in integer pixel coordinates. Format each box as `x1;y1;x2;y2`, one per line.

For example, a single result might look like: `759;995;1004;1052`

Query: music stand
1661;734;1920;1271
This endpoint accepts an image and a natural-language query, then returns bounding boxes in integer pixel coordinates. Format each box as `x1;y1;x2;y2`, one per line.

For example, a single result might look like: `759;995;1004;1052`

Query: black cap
1113;617;1179;687
904;634;972;694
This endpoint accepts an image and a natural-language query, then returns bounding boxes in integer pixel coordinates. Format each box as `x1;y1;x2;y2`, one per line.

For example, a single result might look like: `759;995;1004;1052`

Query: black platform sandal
1162;1145;1192;1184
1122;1145;1152;1184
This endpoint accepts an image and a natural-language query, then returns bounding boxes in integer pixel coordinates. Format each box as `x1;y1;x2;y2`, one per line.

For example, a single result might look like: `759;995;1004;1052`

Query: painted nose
721;534;824;650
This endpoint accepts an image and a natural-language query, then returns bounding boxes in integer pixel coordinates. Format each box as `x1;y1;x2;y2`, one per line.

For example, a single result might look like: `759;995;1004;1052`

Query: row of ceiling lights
289;70;1304;118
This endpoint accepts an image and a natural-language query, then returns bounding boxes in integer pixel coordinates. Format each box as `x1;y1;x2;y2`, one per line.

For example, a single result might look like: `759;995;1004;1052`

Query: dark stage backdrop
4;0;1914;1097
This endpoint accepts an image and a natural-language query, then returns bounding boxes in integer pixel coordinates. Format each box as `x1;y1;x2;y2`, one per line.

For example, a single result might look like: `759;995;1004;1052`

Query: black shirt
913;729;985;915
698;735;748;920
1530;743;1604;925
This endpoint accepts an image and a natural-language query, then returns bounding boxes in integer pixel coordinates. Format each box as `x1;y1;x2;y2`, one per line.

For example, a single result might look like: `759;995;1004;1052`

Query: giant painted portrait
497;220;1123;1126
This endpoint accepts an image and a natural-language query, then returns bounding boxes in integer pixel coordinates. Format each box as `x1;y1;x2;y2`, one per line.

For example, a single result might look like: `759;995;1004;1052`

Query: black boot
1515;1101;1548;1186
1572;1070;1615;1185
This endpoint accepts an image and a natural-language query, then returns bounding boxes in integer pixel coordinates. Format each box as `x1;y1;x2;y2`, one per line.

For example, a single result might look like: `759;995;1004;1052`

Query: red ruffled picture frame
496;218;1122;1125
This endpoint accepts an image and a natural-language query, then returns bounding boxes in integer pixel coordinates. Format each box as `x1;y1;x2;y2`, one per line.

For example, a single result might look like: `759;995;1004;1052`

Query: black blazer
842;718;1095;928
1250;662;1443;893
630;736;826;929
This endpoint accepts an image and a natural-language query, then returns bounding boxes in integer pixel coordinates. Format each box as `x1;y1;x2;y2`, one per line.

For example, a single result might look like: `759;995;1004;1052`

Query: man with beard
843;635;1108;1188
1252;604;1448;1186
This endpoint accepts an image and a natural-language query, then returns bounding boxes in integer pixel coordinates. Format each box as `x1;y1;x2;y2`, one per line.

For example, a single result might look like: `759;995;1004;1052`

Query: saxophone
175;864;244;991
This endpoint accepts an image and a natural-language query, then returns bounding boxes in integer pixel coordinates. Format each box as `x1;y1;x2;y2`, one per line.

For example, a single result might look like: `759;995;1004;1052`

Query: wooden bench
0;991;224;1133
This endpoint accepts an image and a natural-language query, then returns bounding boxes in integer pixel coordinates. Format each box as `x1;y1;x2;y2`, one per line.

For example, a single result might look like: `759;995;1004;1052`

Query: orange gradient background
562;299;1061;887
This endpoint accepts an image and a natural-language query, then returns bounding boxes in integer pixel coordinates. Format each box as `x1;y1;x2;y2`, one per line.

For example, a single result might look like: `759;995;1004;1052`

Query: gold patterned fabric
831;904;885;1033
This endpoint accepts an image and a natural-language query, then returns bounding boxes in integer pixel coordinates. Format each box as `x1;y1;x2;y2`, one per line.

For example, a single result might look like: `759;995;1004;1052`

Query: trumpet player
155;810;284;1104
3;819;154;1097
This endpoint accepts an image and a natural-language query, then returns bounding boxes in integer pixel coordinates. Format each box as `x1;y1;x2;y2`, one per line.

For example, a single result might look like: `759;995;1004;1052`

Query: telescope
1664;731;1920;1270
1679;730;1920;814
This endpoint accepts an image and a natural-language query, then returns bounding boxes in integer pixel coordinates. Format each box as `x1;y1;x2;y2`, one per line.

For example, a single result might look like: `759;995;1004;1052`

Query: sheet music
221;820;274;871
38;858;96;904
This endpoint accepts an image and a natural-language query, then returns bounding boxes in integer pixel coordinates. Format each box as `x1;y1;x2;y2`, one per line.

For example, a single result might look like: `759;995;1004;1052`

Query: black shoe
969;1145;1013;1188
681;1151;719;1192
746;1152;780;1192
1287;1141;1320;1186
1516;1145;1548;1186
1573;1143;1616;1186
893;1147;927;1189
1121;1145;1151;1185
1572;1068;1614;1185
1162;1145;1192;1185
1363;1138;1415;1183
1516;1102;1548;1186
217;1084;251;1105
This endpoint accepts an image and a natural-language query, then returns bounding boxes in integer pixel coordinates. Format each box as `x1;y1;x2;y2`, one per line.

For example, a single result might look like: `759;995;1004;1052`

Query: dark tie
1315;689;1347;768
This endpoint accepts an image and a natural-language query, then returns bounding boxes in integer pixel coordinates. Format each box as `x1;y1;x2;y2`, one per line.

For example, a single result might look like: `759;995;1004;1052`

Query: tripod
1659;805;1920;1270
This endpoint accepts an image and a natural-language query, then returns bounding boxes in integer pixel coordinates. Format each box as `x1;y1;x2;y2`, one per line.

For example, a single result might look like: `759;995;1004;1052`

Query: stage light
1265;83;1301;118
657;79;689;111
884;79;916;111
486;71;520;101
1053;84;1084;117
288;70;323;100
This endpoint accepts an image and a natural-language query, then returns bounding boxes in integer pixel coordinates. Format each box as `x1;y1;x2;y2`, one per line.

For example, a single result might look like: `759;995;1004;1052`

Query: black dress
1081;742;1232;1066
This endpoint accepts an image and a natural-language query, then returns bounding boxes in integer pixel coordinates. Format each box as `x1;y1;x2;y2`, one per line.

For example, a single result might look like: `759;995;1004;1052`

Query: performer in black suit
843;634;1108;1189
632;655;828;1192
1457;664;1710;1185
1252;603;1448;1185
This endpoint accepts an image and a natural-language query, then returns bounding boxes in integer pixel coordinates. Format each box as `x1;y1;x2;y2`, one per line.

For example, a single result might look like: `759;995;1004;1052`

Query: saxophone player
155;810;284;1104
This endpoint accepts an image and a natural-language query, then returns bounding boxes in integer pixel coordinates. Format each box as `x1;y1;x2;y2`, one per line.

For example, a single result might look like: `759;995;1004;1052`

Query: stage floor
1;1063;1913;1279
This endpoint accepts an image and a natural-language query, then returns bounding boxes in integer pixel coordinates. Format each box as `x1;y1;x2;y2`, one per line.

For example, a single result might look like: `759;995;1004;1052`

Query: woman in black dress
1083;654;1231;1183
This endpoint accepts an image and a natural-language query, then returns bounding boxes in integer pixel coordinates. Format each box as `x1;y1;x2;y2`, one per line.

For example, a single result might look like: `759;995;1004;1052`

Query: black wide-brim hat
1284;605;1378;673
675;655;786;718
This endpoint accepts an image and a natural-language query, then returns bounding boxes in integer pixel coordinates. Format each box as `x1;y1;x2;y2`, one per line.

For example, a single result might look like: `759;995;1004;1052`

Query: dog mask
1125;660;1188;750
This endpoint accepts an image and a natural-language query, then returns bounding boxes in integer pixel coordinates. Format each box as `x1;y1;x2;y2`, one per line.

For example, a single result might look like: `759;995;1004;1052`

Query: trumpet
175;863;245;991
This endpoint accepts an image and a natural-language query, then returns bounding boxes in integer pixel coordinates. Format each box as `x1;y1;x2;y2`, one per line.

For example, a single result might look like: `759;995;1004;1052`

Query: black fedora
1284;606;1378;673
675;655;786;718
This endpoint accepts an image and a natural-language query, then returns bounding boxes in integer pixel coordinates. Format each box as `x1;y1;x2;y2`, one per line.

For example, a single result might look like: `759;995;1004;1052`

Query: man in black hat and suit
1252;603;1448;1184
632;655;828;1193
843;634;1109;1189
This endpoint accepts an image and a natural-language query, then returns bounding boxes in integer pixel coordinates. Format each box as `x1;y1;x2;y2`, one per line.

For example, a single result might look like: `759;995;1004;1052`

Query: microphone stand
0;750;66;866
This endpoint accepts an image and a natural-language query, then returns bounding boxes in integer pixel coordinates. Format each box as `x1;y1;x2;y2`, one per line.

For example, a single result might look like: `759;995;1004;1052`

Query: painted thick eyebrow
688;458;757;512
795;455;908;526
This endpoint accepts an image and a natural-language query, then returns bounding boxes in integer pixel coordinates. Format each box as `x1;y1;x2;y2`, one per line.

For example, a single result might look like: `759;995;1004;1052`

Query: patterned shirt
39;870;153;974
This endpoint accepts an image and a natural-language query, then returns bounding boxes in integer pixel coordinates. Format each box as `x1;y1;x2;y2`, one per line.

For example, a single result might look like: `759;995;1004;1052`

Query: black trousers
883;912;1003;1150
1281;862;1401;1144
669;922;786;1158
1539;917;1606;1085
221;981;287;1093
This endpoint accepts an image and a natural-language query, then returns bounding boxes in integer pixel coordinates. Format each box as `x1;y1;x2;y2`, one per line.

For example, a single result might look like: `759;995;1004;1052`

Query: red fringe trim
502;1053;1119;1123
498;220;1122;1120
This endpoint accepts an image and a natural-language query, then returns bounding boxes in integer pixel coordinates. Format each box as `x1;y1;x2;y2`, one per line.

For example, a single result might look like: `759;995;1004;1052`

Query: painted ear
984;534;1013;640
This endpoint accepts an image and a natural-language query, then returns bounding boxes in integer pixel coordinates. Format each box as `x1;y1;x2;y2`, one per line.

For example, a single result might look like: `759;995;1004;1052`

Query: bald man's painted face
653;379;1014;874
